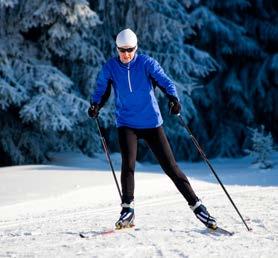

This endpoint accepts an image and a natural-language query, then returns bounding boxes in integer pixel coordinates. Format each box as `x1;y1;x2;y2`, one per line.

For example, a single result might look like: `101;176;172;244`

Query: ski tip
211;226;235;236
79;229;116;238
79;233;86;238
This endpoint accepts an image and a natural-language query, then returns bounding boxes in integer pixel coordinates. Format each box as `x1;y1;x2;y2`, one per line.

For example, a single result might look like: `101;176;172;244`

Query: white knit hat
116;28;137;47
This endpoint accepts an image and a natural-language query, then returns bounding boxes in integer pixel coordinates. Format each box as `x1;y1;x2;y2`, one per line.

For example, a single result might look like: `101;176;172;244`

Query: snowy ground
0;152;278;258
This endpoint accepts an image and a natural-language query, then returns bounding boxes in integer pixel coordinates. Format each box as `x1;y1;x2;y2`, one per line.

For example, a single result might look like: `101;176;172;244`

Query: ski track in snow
1;181;278;258
1;152;278;258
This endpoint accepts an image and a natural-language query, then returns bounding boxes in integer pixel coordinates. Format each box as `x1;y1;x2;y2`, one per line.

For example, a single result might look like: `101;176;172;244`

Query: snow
0;152;278;257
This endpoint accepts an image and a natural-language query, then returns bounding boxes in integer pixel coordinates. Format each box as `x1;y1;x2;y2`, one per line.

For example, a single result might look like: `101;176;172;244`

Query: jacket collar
116;54;138;68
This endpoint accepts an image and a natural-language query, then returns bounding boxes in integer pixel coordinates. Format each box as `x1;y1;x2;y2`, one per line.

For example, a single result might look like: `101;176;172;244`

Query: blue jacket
91;54;178;128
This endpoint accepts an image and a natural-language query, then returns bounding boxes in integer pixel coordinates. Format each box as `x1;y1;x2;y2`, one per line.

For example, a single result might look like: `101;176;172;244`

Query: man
88;28;217;230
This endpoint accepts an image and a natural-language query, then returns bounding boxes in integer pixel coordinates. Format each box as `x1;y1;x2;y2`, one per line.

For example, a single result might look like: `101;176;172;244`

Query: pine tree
188;0;278;158
246;125;274;169
0;0;103;165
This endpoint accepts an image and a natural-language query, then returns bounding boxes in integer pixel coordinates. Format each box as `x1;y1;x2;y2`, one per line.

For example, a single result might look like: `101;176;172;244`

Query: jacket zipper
127;63;133;92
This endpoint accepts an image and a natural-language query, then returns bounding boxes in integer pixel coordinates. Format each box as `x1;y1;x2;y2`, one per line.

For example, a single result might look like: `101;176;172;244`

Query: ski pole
95;117;122;201
175;112;251;231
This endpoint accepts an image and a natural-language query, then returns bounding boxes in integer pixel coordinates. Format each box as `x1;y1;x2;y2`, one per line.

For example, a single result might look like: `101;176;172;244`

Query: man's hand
168;96;181;115
88;103;99;118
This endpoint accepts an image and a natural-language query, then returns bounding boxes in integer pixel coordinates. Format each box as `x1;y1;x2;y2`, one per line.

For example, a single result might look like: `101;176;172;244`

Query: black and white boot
115;202;135;229
190;201;217;229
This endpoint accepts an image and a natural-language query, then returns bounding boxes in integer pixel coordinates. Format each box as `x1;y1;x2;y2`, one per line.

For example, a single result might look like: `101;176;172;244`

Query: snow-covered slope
0;153;277;258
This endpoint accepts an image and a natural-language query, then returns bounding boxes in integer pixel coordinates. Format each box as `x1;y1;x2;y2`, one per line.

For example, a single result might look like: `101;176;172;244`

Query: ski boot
115;202;135;229
190;200;217;229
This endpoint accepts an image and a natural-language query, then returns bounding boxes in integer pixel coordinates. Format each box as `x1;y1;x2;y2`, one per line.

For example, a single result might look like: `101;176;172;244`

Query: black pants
118;126;198;206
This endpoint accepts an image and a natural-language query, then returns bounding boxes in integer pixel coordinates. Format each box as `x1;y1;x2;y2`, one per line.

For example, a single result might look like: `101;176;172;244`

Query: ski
79;226;138;238
79;229;115;238
79;225;233;238
209;226;234;236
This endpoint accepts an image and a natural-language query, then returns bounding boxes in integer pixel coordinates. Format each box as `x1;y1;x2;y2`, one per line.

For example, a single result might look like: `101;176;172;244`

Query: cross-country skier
88;28;217;230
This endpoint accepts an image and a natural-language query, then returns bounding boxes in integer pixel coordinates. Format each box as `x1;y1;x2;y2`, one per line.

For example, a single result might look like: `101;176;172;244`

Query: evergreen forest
0;0;277;165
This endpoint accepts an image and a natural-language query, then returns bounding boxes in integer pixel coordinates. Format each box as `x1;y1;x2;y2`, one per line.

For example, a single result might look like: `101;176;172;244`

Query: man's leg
116;127;137;228
142;126;198;206
142;126;217;228
117;126;137;204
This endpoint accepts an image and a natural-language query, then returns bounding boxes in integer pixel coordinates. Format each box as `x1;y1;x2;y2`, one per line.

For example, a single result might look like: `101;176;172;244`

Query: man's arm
146;56;181;115
88;64;112;118
146;56;179;100
90;63;112;106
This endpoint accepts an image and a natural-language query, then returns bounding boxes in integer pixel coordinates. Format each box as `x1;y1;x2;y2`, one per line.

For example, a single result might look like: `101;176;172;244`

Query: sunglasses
117;46;136;53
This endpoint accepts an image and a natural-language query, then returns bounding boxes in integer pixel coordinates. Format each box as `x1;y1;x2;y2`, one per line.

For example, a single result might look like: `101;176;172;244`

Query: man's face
117;45;137;64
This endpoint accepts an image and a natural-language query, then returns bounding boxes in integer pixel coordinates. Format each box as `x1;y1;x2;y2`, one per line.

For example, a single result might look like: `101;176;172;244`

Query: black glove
88;103;99;118
168;96;181;115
